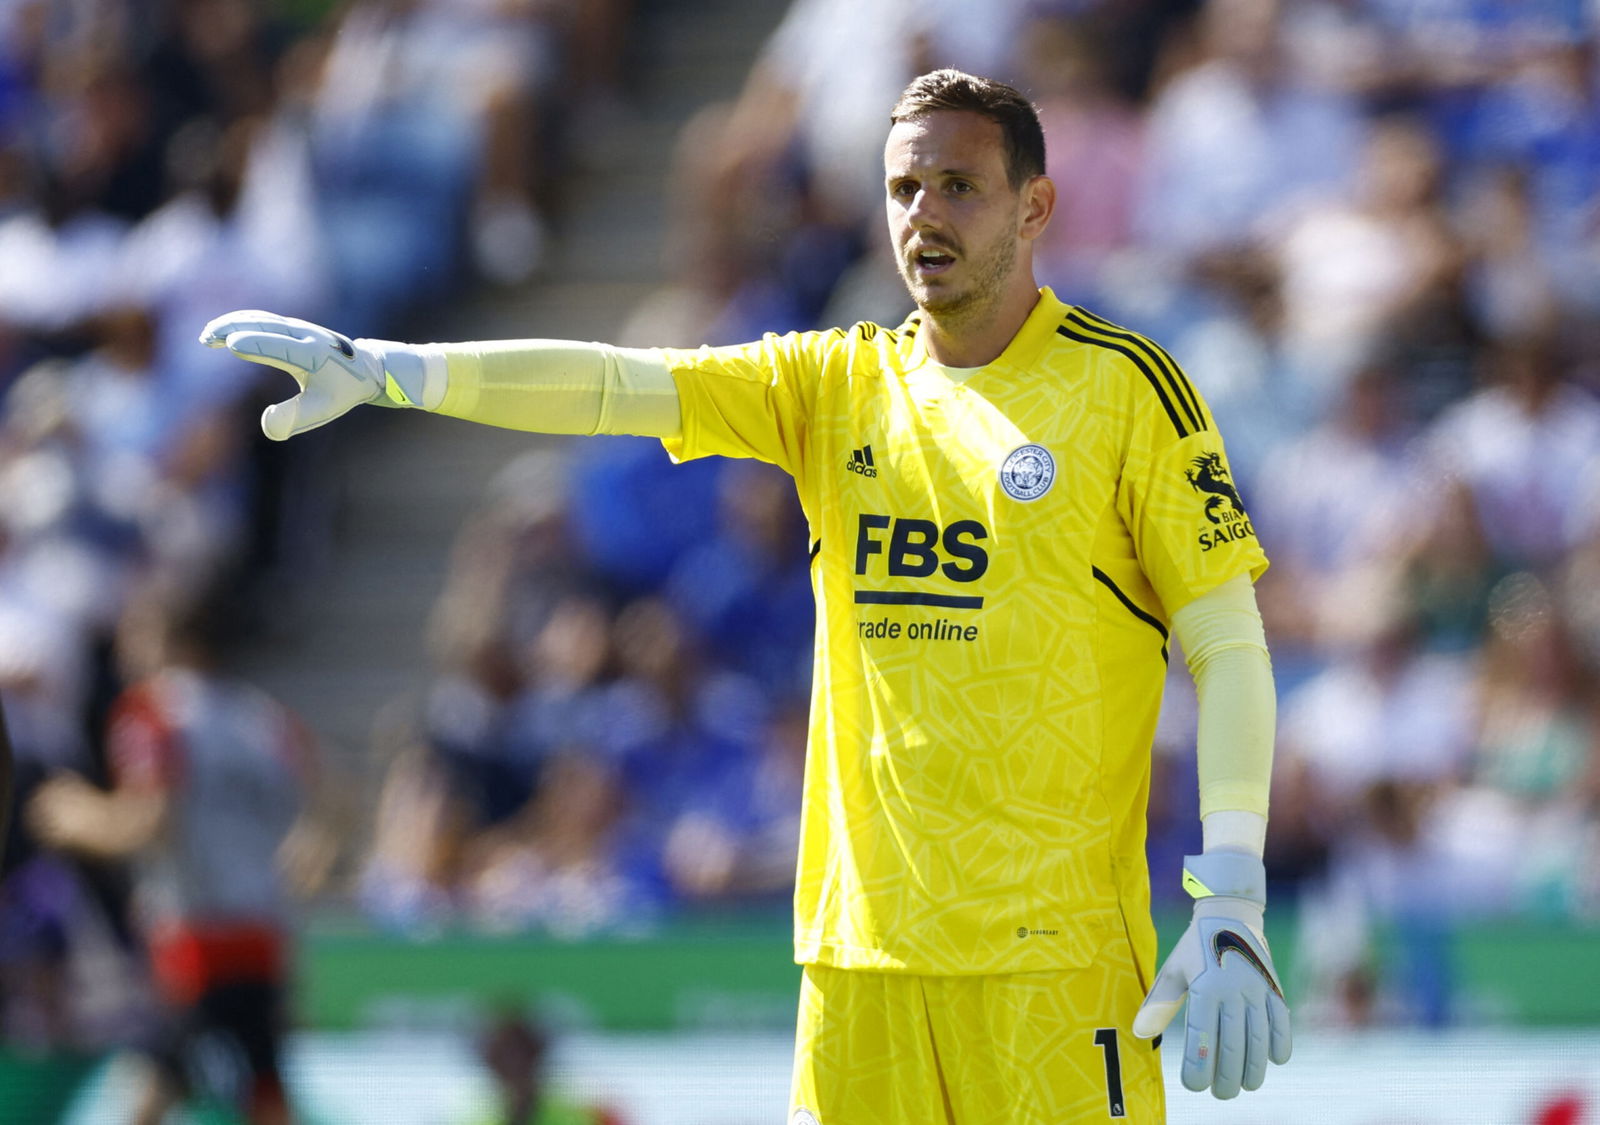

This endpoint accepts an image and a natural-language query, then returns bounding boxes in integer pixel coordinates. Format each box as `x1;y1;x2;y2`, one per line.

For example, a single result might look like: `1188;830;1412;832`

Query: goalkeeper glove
199;311;440;440
1132;848;1292;1099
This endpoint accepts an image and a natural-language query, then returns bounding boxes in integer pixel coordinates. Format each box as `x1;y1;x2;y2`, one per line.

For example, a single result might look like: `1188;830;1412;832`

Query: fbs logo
855;513;988;581
846;444;877;478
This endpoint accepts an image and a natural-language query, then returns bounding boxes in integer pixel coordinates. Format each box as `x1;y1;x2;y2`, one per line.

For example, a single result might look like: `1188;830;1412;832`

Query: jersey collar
899;288;1071;373
995;287;1071;374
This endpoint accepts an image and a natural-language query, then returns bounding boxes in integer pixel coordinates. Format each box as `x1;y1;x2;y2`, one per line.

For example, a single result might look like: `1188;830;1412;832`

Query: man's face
885;110;1023;320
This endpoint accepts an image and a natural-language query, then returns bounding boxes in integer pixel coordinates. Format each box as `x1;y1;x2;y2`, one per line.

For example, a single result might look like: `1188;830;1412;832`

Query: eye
890;180;917;199
949;179;974;194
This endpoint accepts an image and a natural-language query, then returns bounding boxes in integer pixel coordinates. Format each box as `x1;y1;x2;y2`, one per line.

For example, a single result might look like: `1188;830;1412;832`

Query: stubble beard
899;223;1018;336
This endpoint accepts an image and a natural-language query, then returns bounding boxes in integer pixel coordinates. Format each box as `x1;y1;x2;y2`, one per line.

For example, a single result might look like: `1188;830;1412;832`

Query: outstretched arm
199;311;681;441
1132;574;1291;1099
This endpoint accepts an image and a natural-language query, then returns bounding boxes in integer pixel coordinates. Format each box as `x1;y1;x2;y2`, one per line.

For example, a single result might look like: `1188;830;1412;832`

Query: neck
920;282;1041;367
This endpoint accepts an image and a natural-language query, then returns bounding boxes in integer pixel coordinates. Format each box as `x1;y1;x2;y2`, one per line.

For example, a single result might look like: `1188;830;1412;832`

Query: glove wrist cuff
360;341;448;411
1182;849;1267;907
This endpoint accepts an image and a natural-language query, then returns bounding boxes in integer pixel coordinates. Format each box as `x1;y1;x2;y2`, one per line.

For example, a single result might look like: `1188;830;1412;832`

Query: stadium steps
231;0;790;789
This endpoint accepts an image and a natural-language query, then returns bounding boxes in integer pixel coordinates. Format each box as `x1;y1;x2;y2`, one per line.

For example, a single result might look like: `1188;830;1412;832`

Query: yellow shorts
789;935;1165;1124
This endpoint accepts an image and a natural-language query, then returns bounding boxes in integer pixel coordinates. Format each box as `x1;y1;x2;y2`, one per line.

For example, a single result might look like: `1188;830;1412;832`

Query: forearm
403;339;682;439
28;780;168;860
1135;581;1290;1081
1171;574;1276;855
63;800;164;858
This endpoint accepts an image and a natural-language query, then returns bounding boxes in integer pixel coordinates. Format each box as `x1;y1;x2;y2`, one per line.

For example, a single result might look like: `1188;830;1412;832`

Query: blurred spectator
1298;777;1461;1028
1460;163;1565;343
1133;0;1365;263
564;438;724;594
1025;10;1147;302
442;588;618;835
1278;595;1476;809
462;750;648;939
116;114;323;414
0;154;129;334
313;0;577;299
359;729;466;935
67;308;175;477
656;710;807;904
1269;114;1462;404
1395;472;1501;654
363;589;646;938
1492;38;1600;313
140;0;280;132
1252;359;1429;664
427;450;587;673
709;696;809;900
1470;574;1597;913
664;460;813;697
26;579;329;1125
605;597;765;905
467;1007;626;1125
1425;324;1600;570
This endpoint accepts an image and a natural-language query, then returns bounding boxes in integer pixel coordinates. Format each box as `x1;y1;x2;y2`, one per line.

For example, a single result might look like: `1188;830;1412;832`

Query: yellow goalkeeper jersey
661;289;1267;976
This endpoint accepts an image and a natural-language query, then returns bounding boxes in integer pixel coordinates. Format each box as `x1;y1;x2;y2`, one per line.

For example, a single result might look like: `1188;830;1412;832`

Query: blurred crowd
360;446;814;937
0;0;1596;1075
0;0;631;1084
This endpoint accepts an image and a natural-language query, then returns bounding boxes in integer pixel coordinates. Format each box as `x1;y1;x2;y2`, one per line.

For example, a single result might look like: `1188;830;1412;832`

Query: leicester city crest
999;443;1056;502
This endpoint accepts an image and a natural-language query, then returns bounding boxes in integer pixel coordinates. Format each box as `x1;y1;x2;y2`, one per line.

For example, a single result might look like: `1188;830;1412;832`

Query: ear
1019;174;1056;241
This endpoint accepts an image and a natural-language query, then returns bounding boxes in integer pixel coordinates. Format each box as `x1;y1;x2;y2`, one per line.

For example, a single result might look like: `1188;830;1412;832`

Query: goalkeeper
204;69;1289;1122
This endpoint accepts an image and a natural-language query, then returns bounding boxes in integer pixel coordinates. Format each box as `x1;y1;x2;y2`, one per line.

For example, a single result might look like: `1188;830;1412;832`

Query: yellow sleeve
424;333;825;470
657;331;827;477
1170;574;1275;819
1115;366;1269;615
430;340;681;438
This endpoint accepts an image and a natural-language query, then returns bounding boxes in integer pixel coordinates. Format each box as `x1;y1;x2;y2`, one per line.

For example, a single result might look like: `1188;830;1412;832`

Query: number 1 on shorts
1093;1028;1126;1118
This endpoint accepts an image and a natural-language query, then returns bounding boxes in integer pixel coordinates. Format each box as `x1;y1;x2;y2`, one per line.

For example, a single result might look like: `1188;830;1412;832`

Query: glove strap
1181;849;1266;907
361;342;447;410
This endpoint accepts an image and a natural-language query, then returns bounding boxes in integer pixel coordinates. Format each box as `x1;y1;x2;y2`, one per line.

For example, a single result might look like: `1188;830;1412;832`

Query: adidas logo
846;444;878;478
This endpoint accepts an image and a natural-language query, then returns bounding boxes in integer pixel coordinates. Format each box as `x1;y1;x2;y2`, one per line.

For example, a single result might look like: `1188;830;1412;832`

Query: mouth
910;245;957;278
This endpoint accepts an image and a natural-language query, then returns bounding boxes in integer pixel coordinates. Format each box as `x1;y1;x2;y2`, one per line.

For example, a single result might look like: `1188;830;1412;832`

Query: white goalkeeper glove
199;311;442;440
1132;848;1292;1099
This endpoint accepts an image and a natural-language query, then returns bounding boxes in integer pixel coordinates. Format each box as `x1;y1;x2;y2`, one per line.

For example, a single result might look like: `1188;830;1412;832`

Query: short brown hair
890;69;1046;189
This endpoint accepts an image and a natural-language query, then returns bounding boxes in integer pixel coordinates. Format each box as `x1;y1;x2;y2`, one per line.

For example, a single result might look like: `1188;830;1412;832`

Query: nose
905;188;943;230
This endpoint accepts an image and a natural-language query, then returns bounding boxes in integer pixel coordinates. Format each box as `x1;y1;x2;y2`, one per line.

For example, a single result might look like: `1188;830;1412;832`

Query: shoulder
108;678;185;784
1051;305;1209;442
816;317;913;357
800;316;923;381
227;677;294;726
110;682;162;734
832;316;914;344
665;327;848;380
